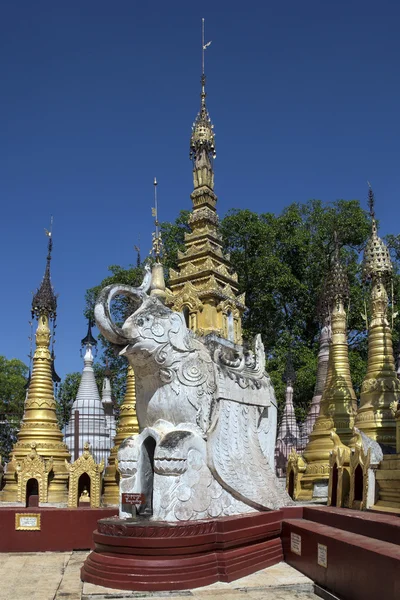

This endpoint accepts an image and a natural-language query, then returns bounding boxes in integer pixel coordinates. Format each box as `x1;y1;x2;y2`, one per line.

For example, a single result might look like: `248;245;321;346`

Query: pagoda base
291;471;329;502
81;511;283;591
373;453;400;512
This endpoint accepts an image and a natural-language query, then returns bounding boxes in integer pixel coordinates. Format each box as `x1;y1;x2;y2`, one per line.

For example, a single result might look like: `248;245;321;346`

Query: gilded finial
151;177;164;263
134;236;141;268
363;183;392;282
31;218;57;320
367;181;376;222
320;233;349;316
190;18;216;164
150;178;166;302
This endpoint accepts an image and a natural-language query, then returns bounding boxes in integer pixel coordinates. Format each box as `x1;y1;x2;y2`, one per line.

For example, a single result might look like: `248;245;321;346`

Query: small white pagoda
65;320;111;464
275;352;300;478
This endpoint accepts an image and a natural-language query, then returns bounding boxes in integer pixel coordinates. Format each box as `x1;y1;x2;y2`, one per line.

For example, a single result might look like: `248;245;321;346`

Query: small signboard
317;543;328;568
290;532;301;555
121;493;145;505
15;513;41;531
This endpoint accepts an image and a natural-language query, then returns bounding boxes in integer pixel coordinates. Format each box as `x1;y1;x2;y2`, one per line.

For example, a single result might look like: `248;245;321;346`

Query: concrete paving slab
0;553;319;600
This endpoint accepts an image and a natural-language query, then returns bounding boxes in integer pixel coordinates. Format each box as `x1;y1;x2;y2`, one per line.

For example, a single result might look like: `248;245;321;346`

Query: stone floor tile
246;591;318;600
192;592;245;600
82;581;137;595
56;551;87;598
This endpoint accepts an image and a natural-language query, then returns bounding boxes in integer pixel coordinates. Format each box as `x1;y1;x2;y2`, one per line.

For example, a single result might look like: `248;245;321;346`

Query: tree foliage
0;356;29;461
56;371;81;429
84;200;400;425
84;263;145;404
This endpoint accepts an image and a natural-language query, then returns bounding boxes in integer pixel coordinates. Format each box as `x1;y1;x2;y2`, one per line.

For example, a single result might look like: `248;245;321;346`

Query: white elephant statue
95;277;291;520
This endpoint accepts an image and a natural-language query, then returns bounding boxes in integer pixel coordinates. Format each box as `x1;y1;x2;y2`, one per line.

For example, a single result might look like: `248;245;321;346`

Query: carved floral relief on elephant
95;279;291;517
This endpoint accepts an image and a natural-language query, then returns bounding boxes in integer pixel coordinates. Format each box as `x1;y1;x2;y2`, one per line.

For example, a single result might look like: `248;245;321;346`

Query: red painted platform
0;507;117;552
81;510;284;591
282;507;400;600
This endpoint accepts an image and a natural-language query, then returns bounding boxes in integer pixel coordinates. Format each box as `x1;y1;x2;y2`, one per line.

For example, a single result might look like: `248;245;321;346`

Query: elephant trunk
94;284;146;346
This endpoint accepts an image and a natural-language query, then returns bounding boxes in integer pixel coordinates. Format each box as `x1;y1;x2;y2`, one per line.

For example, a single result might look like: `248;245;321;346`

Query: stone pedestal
81;511;283;591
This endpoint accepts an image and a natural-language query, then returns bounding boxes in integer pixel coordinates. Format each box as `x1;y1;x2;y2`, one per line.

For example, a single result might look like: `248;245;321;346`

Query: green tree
84;200;400;426
160;210;191;273
85;263;145;404
0;356;29;461
56;372;81;429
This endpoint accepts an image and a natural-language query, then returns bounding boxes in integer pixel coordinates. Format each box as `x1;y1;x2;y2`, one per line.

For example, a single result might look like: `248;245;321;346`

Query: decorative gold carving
286;449;307;500
327;431;351;508
166;74;245;344
66;442;104;508
292;246;358;500
355;192;399;447
15;513;41;531
1;314;70;503
102;365;139;505
349;445;371;510
14;443;53;503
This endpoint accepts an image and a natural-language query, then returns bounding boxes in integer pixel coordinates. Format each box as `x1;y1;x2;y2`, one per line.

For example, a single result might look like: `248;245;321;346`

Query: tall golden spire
355;185;400;447
102;364;139;505
290;238;358;500
1;226;71;503
167;19;245;342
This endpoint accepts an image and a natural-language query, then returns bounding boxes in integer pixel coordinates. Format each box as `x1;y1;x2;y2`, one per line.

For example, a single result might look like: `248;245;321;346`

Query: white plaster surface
97;285;291;518
65;344;111;464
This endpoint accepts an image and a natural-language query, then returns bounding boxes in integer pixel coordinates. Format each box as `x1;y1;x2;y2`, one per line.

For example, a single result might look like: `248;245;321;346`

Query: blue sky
1;1;399;379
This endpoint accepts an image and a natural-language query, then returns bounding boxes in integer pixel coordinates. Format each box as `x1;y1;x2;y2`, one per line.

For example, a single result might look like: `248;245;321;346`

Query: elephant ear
168;312;194;353
208;400;292;510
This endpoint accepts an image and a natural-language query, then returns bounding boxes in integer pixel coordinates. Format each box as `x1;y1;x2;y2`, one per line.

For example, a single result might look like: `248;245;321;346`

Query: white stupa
300;318;331;449
101;363;116;445
65;320;111;464
275;351;300;478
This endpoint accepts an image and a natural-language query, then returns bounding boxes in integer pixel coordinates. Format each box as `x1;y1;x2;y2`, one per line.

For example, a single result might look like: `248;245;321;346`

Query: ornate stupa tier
302;300;357;462
301;319;331;447
1;232;70;503
102;364;139;505
355;186;399;447
275;352;300;477
289;242;357;500
167;41;245;343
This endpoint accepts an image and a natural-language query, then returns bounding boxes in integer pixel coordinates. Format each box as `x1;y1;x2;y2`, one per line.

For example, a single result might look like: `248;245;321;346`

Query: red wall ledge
282;517;400;600
0;507;117;552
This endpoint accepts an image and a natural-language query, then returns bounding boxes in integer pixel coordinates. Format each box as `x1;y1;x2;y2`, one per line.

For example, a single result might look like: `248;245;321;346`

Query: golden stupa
1;230;71;504
287;239;358;500
355;186;400;447
102;364;139;505
166;28;245;343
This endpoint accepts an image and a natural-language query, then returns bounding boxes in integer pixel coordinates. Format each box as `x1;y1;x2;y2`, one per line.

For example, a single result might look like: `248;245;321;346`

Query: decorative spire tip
31;222;57;320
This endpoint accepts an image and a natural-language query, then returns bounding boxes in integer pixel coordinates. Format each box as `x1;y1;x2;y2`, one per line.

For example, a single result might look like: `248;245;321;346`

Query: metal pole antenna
154;177;158;240
202;18;205;76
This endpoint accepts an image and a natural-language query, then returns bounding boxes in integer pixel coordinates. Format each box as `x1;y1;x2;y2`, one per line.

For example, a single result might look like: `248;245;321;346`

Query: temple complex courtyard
0;553;319;600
